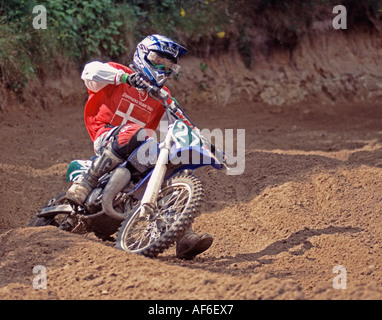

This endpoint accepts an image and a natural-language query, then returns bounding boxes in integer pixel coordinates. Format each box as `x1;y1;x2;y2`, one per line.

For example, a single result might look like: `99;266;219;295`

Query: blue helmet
133;34;188;87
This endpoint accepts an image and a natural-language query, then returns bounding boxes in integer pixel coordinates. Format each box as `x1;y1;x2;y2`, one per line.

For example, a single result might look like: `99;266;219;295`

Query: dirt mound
0;226;305;300
1;93;382;299
168;24;382;109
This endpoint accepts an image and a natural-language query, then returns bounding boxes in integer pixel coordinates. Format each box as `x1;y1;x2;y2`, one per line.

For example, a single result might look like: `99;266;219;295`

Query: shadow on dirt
177;225;363;276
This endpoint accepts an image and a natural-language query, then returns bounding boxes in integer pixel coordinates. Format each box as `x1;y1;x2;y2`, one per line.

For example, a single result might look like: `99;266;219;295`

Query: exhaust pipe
102;167;131;221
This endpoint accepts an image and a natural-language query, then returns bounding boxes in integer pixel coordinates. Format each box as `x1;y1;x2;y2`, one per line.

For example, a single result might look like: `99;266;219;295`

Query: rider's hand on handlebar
121;73;170;102
121;73;147;89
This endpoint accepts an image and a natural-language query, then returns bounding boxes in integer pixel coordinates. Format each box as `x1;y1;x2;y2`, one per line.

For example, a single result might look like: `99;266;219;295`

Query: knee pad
111;125;147;159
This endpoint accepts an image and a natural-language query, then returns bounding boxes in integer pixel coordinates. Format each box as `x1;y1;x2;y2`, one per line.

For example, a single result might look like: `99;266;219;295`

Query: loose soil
1;79;381;300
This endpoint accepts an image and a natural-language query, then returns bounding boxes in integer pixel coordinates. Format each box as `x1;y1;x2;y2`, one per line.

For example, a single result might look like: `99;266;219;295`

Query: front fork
139;128;173;218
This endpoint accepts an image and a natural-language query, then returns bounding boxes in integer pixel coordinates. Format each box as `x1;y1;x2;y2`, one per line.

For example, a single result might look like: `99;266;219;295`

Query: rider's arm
81;61;125;93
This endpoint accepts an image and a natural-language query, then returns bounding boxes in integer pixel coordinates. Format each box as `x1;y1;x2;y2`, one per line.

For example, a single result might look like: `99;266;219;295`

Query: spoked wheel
116;175;203;258
28;192;84;233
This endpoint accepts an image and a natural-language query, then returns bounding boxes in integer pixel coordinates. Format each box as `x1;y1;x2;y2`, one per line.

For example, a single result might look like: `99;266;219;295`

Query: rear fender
36;204;74;219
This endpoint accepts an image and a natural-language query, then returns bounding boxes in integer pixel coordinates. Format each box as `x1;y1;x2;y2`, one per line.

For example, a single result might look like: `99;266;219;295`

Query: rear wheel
116;175;203;258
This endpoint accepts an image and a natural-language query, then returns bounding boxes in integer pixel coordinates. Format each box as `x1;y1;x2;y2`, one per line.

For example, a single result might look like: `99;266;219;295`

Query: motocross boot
66;145;124;206
176;229;213;260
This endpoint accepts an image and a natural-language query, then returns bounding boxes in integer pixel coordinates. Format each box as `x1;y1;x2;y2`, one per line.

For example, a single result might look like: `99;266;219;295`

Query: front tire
116;175;203;258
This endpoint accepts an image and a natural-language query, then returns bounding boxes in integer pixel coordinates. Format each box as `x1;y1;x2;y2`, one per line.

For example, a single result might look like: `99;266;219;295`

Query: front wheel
116;175;203;258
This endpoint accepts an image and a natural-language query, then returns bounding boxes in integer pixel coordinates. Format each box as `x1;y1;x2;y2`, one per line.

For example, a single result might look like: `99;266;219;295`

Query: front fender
169;145;222;170
131;145;221;200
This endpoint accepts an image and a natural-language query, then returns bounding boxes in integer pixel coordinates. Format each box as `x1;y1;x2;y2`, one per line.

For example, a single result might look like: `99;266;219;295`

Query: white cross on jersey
111;98;147;127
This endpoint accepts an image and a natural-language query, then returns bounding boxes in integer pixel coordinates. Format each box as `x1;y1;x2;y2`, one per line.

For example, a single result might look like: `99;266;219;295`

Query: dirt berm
1;23;382;300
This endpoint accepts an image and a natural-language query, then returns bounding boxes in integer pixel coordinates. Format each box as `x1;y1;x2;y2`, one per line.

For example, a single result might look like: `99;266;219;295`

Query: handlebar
140;78;228;167
140;78;195;128
141;79;169;102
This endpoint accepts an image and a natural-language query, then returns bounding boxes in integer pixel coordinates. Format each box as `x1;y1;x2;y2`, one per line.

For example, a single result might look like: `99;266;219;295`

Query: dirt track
1;77;382;300
0;45;382;299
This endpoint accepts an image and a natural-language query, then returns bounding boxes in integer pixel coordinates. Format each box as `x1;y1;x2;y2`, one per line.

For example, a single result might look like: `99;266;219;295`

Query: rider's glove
121;73;147;89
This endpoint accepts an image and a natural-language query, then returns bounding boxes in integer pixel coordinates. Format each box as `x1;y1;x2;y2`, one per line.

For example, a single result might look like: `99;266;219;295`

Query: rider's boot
66;145;124;206
176;228;213;260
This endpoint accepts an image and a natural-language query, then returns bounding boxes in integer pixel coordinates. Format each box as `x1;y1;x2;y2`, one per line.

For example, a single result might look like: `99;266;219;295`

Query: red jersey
83;62;172;141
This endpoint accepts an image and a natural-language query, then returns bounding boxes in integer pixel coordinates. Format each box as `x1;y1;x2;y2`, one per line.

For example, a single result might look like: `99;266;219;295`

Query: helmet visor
147;51;181;75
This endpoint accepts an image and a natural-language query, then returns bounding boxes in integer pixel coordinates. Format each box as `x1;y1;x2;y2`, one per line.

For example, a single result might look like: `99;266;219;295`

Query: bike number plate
172;120;202;148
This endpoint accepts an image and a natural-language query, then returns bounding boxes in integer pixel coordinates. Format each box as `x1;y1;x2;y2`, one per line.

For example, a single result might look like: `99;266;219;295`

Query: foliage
45;0;126;61
0;0;230;90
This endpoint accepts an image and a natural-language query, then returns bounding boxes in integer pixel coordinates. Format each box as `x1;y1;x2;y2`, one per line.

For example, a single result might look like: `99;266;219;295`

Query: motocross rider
66;34;213;260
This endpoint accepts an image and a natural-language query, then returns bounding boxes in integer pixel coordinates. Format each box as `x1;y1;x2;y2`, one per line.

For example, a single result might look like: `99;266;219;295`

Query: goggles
147;51;181;75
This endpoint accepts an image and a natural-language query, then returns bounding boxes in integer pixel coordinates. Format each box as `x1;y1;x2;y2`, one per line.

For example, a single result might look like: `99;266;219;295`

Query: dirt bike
29;82;226;258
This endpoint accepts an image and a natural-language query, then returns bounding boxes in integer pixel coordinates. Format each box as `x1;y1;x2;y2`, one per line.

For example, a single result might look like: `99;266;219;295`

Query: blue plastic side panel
169;146;222;170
